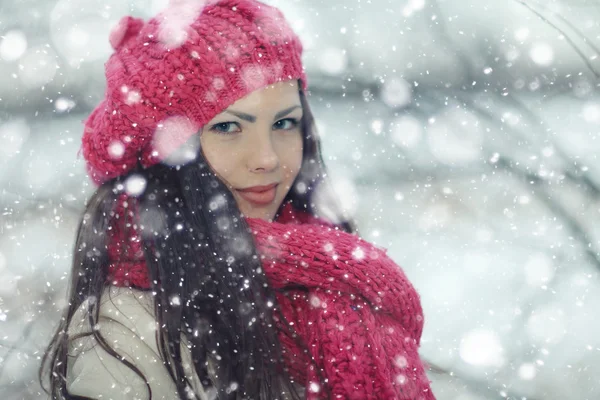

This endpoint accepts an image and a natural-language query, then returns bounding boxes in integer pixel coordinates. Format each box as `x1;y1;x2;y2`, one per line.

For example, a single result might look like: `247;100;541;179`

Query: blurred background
1;0;600;399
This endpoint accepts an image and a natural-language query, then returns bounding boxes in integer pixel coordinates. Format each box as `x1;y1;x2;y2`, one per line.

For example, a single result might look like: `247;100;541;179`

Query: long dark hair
39;90;357;400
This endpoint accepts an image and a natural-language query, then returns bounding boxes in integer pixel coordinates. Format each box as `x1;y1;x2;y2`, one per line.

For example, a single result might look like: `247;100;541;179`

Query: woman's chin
239;207;276;221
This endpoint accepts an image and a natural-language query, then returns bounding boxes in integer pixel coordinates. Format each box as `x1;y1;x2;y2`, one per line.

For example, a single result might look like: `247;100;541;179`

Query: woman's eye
273;118;299;130
210;122;240;134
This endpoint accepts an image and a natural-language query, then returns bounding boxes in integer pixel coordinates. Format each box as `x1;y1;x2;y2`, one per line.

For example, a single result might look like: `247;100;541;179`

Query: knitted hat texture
82;0;307;185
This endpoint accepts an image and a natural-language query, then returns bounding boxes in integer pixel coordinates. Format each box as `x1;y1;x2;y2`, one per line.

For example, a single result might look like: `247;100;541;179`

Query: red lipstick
236;183;278;205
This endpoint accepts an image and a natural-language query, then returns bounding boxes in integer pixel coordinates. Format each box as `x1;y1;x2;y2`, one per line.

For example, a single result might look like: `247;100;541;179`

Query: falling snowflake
170;295;181;306
108;140;125;160
459;329;505;367
529;42;554;67
0;30;27;61
308;382;320;393
351;247;365;260
124;175;147;197
381;77;412;109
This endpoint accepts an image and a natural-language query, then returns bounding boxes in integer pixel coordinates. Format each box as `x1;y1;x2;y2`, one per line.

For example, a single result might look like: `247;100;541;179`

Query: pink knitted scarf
107;200;435;399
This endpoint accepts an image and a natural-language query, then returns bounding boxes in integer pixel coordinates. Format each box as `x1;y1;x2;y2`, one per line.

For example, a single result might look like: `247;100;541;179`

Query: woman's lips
236;183;278;205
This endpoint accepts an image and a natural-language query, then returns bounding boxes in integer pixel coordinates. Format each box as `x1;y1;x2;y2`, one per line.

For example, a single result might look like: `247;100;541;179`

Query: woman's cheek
285;144;303;181
202;139;235;181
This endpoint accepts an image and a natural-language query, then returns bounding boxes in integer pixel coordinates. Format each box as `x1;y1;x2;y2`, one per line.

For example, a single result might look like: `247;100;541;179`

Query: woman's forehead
214;80;302;118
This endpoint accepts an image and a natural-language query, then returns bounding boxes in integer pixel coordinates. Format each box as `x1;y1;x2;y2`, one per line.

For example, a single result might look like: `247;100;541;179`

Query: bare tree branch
514;0;600;79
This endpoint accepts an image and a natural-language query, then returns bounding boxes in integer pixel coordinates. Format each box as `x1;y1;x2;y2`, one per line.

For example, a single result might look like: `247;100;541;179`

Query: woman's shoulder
66;285;163;372
68;285;156;339
66;286;210;399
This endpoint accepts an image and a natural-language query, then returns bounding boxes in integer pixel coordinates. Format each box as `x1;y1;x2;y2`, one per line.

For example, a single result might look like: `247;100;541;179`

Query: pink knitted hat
81;0;307;185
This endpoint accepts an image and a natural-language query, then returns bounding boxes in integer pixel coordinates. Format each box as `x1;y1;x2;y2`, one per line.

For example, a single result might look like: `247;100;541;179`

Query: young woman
40;1;435;399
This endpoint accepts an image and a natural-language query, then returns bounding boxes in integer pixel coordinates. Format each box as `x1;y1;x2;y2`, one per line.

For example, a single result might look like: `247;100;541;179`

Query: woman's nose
247;134;279;172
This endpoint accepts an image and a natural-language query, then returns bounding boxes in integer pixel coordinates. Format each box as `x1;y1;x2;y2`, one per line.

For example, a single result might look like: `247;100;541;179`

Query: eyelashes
273;118;299;130
210;121;240;134
209;118;300;135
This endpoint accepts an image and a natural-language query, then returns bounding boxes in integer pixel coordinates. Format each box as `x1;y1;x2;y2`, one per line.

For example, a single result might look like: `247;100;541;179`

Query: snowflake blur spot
239;302;253;315
402;0;425;17
529;42;554;67
18;45;59;88
524;253;555;287
309;294;321;308
501;111;520;126
583;102;600;123
295;181;307;194
313;177;357;222
157;1;205;47
50;0;123;64
541;146;554;158
381;77;412;109
459;329;505;367
518;362;537;380
184;385;196;399
0;30;28;61
217;216;231;231
427;107;483;165
124;175;147;197
231;237;251;256
139;206;168;239
154;116;200;166
226;381;239;394
371;119;384;135
514;27;530;42
170;295;181;306
573;77;593;97
395;374;407;385
518;195;530;205
394;354;408;368
526;305;566;345
54;97;76;113
126;90;142;105
212;77;225;90
0;119;30;160
505;47;520;62
528;77;541;91
209;194;228;211
108;140;125;160
391;115;422;148
318;47;347;75
351;247;365;260
308;382;320;393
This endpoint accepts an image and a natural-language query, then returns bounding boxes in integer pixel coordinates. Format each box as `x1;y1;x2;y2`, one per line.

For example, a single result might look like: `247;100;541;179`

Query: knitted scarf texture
107;198;435;399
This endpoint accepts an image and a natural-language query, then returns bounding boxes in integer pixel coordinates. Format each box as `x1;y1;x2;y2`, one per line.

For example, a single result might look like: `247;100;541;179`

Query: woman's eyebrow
224;105;302;123
274;105;302;120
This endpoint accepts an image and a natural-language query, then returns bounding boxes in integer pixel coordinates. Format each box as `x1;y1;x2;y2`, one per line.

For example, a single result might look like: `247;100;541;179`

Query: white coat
66;286;306;400
66;286;212;400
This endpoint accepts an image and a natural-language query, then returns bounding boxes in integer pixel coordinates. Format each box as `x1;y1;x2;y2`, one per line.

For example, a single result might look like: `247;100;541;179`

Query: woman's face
200;80;304;221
